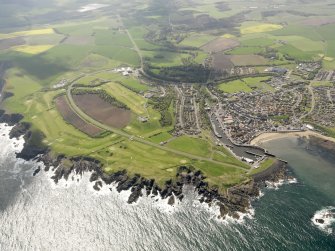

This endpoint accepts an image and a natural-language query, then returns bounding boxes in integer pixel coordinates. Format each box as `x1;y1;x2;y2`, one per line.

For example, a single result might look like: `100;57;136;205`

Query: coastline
0;114;290;220
250;130;335;146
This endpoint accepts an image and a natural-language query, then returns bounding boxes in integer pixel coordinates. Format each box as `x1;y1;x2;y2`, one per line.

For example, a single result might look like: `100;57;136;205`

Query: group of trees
148;93;174;127
145;64;210;83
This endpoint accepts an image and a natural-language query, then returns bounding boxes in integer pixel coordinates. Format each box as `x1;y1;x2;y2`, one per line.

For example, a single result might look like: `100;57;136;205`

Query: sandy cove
250;130;335;146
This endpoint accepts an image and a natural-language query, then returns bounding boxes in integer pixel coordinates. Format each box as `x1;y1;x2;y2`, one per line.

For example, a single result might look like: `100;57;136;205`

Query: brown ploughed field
73;94;131;128
201;37;240;53
55;95;104;136
212;53;234;71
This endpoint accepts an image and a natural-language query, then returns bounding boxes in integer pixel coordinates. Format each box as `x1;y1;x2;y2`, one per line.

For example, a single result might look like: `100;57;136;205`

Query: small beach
250;130;335;146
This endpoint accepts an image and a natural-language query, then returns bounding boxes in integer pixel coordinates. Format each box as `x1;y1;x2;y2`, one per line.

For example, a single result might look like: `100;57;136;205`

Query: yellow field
0;28;54;39
222;34;236;39
324;57;334;61
240;23;283;34
12;45;54;54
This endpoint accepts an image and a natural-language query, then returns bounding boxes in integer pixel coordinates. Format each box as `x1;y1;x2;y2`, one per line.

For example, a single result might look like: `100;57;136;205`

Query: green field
179;33;217;48
218;77;272;94
248;158;276;176
167;136;212;158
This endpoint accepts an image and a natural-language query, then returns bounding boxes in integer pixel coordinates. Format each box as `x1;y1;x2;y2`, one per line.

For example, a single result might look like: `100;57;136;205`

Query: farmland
218;77;273;94
73;94;131;129
55;95;104;136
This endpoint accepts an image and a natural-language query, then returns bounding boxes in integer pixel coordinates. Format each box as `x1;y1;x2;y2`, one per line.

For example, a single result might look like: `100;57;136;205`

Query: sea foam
311;206;335;234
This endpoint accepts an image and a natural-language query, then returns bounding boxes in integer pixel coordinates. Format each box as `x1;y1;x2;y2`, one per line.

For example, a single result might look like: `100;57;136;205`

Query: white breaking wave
265;177;298;190
311;206;335;234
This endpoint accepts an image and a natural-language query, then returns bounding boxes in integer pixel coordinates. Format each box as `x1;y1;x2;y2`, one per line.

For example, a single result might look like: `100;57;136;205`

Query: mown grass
148;131;173;143
311;81;333;87
218;77;273;93
167;135;212;158
248;158;276;176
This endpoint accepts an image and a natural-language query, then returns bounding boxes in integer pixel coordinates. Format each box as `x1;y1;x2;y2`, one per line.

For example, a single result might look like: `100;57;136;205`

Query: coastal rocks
168;195;175;205
9;122;30;139
20;142;289;220
308;135;335;156
315;218;325;224
93;181;103;191
252;160;287;183
0;110;23;126
33;167;41;176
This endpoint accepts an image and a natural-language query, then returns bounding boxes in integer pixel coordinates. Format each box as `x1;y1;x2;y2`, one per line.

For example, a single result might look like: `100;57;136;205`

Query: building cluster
174;84;201;136
314;70;335;81
309;86;335;127
53;79;68;89
115;67;133;76
229;67;256;76
295;62;321;78
208;81;312;144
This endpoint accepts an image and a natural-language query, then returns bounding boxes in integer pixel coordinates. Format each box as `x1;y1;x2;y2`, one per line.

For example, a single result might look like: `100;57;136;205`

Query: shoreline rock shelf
1;112;291;219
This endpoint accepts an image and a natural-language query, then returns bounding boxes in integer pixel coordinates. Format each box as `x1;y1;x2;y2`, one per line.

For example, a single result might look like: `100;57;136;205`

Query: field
240;23;283;35
0;37;25;50
218;77;272;93
311;81;334;87
212;53;234;70
148;132;173;143
12;45;55;54
201;37;240;53
230;55;268;66
179;33;217;47
103;82;147;115
166;136;212;158
0;28;55;39
73;94;131;128
55;95;104;136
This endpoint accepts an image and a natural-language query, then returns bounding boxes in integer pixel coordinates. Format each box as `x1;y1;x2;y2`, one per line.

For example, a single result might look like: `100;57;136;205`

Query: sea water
0;125;334;250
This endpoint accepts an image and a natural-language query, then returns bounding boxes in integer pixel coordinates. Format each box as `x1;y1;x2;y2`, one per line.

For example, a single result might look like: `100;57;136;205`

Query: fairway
103;82;146;115
167;136;212;158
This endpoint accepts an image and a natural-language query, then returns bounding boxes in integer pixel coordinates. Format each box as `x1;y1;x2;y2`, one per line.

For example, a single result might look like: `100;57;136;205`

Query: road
118;15;144;70
65;81;248;171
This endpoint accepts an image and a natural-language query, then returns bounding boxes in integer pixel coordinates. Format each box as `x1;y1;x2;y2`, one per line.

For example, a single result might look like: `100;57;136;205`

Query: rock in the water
316;218;324;224
33;167;41;176
168;195;175;205
93;181;103;191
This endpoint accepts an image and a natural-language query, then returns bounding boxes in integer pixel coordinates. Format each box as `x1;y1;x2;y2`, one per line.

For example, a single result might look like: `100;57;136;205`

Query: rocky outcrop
0;108;289;219
308;135;335;156
9;122;30;139
34;153;288;219
0;110;23;126
16;130;48;161
252;160;287;183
